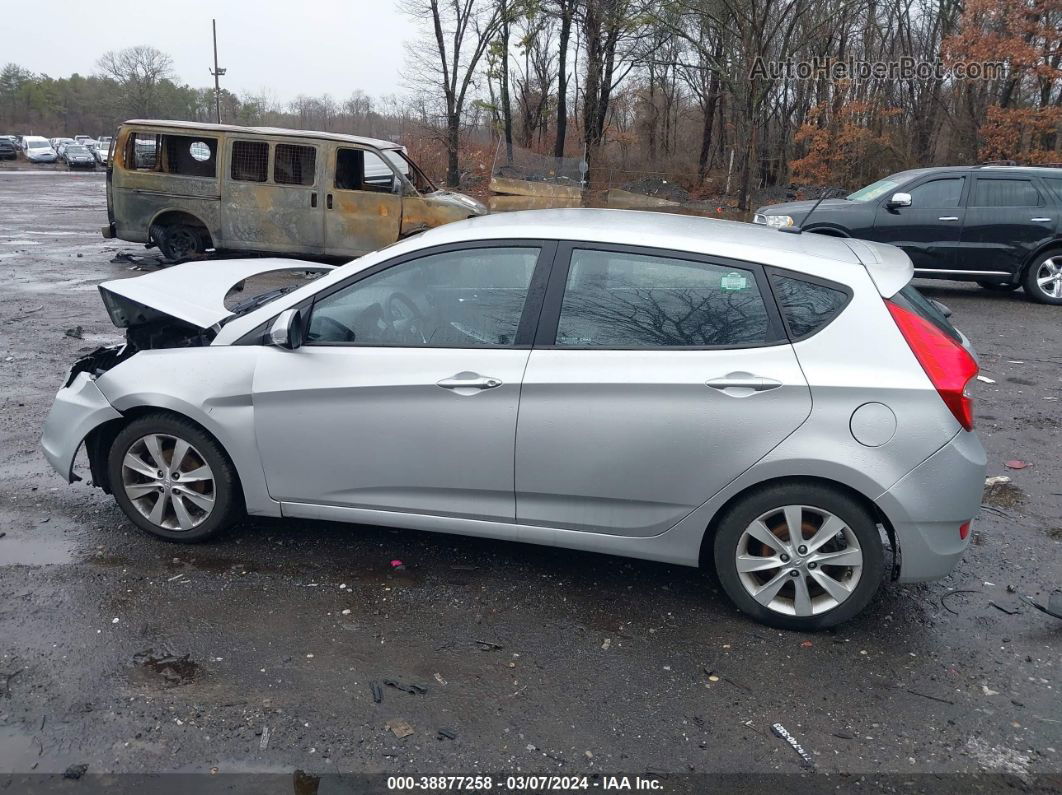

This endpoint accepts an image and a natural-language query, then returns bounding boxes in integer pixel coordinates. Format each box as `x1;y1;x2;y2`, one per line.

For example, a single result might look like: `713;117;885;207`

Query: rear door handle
436;372;502;393
1030;217;1052;222
706;372;782;395
938;216;959;221
310;193;318;208
327;193;333;210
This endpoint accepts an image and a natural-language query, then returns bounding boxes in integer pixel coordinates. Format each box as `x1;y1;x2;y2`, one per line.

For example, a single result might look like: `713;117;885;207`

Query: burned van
104;120;487;260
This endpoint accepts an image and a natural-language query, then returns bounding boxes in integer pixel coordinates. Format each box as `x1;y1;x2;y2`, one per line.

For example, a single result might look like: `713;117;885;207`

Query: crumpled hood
425;190;489;216
98;258;332;332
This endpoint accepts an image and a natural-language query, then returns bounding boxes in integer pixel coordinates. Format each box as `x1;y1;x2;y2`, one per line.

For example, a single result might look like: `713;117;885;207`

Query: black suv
0;138;17;161
754;166;1062;304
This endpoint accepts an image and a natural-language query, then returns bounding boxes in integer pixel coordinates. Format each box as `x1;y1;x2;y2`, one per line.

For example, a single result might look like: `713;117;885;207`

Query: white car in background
94;136;113;165
23;136;58;163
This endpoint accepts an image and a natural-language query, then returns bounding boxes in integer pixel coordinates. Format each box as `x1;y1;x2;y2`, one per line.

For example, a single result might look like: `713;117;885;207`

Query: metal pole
211;19;222;123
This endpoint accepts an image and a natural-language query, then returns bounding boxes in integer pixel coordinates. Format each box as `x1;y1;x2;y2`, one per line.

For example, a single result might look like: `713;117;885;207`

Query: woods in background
2;0;1059;208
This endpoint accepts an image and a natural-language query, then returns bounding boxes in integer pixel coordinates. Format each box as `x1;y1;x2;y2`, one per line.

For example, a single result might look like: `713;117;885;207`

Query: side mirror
269;308;303;350
887;192;912;209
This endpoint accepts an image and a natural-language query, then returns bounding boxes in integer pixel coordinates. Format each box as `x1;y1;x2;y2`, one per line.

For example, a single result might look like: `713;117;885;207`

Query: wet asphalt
0;170;1059;786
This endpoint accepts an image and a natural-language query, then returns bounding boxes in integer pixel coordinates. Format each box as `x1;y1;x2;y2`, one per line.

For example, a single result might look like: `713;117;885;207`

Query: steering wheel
386;292;428;344
310;314;356;343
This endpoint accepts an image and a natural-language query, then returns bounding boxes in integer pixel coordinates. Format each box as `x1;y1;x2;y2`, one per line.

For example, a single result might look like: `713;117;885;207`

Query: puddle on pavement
130;649;200;688
0;532;76;566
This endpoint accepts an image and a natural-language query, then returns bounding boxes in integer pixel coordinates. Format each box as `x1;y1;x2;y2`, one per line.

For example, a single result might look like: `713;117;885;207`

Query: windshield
847;177;904;202
390;150;437;193
25;139;49;149
67;146;88;154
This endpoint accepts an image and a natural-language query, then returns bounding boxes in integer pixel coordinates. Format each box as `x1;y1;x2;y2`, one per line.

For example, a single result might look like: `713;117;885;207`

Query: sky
2;0;417;103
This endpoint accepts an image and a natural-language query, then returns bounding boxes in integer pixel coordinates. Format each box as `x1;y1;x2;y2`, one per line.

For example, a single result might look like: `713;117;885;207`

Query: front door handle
436;372;502;394
938;216;959;221
327;193;333;210
1030;217;1052;222
706;372;782;396
310;193;318;208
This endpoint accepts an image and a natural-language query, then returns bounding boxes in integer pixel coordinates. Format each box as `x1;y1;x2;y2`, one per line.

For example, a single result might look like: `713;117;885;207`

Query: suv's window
1042;176;1062;203
907;177;964;208
274;144;316;186
769;272;850;339
971;178;1042;207
555;249;770;347
307;247;539;347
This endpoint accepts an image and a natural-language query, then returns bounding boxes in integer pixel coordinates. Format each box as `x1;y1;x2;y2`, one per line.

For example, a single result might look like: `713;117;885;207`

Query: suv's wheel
976;280;1018;292
107;414;240;542
1022;251;1062;304
151;222;207;261
712;483;885;630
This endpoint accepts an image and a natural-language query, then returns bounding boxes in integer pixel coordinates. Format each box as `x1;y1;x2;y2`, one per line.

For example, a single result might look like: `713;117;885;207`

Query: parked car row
0;132;112;167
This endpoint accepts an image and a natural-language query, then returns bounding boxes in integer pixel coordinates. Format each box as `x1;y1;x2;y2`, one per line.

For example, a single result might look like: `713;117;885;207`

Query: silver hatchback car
42;209;986;629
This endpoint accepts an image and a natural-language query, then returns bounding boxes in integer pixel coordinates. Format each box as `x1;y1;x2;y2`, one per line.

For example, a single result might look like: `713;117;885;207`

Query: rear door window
553;249;772;347
971;178;1042;207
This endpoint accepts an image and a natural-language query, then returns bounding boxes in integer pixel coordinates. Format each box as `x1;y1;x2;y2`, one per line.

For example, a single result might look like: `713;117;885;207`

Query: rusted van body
103;120;487;260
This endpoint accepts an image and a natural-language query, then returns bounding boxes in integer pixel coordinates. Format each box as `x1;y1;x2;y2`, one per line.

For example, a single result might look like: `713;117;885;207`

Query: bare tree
96;46;174;118
401;0;506;186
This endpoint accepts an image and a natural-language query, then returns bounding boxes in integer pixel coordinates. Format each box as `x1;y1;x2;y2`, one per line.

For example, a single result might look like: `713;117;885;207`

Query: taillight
886;300;978;430
959;521;971;541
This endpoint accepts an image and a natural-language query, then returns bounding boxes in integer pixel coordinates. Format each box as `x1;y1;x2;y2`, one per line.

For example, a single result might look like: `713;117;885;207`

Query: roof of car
122;119;401;151
414;208;865;263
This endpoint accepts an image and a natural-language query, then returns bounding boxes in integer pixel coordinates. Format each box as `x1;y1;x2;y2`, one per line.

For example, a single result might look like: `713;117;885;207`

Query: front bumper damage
41;371;121;483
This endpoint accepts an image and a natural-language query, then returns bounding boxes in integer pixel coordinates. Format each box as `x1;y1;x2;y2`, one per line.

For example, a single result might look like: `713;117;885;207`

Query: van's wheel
151;222;206;261
107;413;240;542
976;280;1018;292
1022;252;1062;304
712;483;885;630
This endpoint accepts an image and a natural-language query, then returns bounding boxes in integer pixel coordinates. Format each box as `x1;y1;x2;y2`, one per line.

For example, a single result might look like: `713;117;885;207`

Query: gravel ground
0;172;1059;791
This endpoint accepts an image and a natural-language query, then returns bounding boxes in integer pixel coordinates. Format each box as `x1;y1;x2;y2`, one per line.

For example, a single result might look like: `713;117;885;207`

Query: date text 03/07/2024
386;775;664;790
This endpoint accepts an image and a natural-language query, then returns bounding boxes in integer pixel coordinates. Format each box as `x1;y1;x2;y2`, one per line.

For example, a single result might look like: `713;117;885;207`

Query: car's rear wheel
1023;252;1062;304
712;483;885;630
976;279;1018;292
107;414;240;542
151;222;207;261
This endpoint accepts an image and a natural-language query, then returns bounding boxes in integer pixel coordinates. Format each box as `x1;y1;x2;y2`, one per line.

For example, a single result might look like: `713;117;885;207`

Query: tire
107;413;241;542
151;222;207;261
976;280;1018;292
712;482;885;630
1022;251;1062;304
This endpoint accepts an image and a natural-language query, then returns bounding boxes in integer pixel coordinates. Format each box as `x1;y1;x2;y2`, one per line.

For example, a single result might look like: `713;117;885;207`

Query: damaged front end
43;258;332;485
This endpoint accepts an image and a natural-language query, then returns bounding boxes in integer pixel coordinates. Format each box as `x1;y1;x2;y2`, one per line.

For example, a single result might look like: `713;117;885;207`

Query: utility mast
209;19;226;123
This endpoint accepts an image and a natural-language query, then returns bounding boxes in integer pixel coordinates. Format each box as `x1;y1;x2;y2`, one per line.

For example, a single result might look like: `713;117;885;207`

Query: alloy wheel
121;433;216;531
735;505;864;617
1035;257;1062;299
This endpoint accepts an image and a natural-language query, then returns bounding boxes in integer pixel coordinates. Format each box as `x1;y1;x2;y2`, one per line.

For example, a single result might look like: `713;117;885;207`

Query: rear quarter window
767;269;851;340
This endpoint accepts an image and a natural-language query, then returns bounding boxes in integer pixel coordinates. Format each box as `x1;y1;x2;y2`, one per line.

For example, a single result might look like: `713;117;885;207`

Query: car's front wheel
107;414;240;542
1023;251;1062;304
712;483;885;630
